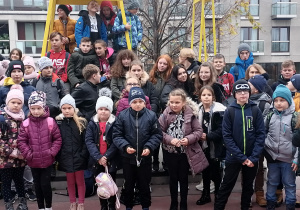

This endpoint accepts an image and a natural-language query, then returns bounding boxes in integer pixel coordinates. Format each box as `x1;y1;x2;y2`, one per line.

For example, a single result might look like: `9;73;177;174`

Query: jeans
266;162;296;205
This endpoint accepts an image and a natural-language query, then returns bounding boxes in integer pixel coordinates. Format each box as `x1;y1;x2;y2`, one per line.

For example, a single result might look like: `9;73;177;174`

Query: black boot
287;203;296;210
196;189;211;205
180;200;187;210
266;201;276;210
170;200;178;210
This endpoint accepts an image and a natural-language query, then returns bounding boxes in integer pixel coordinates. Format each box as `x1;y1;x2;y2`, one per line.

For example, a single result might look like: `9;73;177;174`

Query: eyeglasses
126;83;139;86
235;84;250;90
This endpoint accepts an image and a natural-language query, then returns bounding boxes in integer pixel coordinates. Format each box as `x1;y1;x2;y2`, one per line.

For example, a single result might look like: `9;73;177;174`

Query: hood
3;77;25;86
199;101;227;113
24;71;38;80
187;60;201;72
55;108;81;120
100;1;116;25
79;48;95;56
106;47;114;59
277;74;290;85
78;10;89;17
92;113;115;124
250;92;272;103
125;71;149;86
235;52;254;67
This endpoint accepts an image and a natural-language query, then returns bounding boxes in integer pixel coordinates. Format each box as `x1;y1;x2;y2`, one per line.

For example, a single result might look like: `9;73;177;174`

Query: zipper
241;105;246;154
136;111;140;167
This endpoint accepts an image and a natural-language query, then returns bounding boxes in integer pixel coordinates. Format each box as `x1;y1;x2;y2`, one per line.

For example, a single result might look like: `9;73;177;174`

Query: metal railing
16;40;44;55
272;2;297;16
242;40;264;54
205;3;224;16
0;40;10;54
271;40;289;52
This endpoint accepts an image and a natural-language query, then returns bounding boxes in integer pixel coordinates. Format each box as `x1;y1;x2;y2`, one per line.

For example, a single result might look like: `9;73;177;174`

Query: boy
264;85;298;210
34;56;66;118
67;37;100;89
113;87;162;210
213;53;234;98
272;60;296;91
112;0;143;52
287;74;300;112
71;64;101;121
214;79;265;210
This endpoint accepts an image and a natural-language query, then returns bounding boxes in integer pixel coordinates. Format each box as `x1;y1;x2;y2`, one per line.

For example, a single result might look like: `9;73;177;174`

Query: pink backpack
23;117;54;133
95;166;120;208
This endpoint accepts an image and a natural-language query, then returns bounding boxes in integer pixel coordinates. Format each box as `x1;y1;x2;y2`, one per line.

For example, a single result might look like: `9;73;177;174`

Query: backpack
227;105;260;126
233;65;239;81
23;117;54;133
265;111;298;132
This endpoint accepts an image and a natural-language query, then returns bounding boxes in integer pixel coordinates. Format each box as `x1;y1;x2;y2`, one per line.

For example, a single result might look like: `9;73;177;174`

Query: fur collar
92;113;115;124
125;71;150;86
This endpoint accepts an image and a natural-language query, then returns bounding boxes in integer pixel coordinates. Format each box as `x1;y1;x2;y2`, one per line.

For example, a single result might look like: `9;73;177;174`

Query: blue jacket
112;10;143;49
229;52;254;81
222;100;265;164
75;10;108;47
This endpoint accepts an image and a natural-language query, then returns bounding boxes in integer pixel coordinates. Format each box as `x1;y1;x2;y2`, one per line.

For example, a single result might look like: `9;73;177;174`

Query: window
205;28;219;53
169;0;187;19
241;0;259;16
240;27;258;41
0;0;47;10
272;27;289;52
272;0;295;16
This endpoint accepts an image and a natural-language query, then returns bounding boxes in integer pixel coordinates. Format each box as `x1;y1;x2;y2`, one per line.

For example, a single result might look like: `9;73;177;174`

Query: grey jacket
249;92;271;118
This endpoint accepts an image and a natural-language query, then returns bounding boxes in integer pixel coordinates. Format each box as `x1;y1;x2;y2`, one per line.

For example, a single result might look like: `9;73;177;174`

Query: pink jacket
18;108;62;168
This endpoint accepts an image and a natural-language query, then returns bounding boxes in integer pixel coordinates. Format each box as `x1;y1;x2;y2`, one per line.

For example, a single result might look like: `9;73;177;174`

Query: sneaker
195;182;215;193
25;189;37;201
11;190;18;203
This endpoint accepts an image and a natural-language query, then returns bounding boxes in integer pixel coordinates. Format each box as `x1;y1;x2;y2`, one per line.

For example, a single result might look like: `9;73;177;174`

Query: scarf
4;106;25;121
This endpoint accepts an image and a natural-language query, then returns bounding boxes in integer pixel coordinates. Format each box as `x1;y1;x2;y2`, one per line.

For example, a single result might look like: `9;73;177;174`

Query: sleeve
85;121;103;161
145;96;152;111
60;53;70;83
158;113;174;145
112;114;131;151
136;16;143;43
0;88;6;107
262;102;271;119
67;54;81;88
160;85;172;111
53;21;58;33
228;73;235;94
49;120;62;157
112;15;126;34
116;99;125;117
207;114;223;143
67;20;76;43
59;79;67;99
17;123;32;160
292;128;300;147
71;86;85;110
100;21;108;43
75;17;84;47
229;66;235;82
105;142;119;160
110;77;121;100
143;116;162;152
185;116;203;144
148;83;159;113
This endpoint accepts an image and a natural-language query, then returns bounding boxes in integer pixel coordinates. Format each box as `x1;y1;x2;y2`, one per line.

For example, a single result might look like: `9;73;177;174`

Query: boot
77;203;84;210
287;203;296;210
256;190;267;207
196;189;211;205
5;200;14;210
180;201;187;210
69;202;77;210
169;200;178;210
276;189;283;207
16;197;28;210
266;201;276;210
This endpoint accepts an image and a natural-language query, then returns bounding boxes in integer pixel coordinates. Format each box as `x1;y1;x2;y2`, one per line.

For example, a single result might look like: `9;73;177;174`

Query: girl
0;60;9;86
0;85;27;210
56;94;88;210
196;86;226;206
18;91;62;210
160;64;194;110
159;88;207;210
100;1;117;49
22;56;38;86
194;62;225;103
178;48;201;80
110;49;137;101
9;48;22;61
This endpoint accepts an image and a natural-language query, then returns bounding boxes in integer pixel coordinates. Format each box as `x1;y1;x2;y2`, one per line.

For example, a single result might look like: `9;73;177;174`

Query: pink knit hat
23;56;36;72
6;84;24;105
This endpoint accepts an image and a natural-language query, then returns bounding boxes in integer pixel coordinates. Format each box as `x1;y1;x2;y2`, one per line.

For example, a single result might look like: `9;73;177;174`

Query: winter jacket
75;10;108;46
71;81;98;121
222;100;265;164
112;10;143;49
24;71;38;86
34;73;67;118
53;17;77;53
187;60;201;81
249;92;271;118
56;115;88;173
67;49;100;88
110;75;126;101
113;107;162;165
98;47;114;76
217;71;234;98
293;92;300;112
271;75;290;91
264;102;299;164
85;114;121;172
0;111;26;168
18;108;62;168
229;53;254;81
0;78;36;116
159;98;207;176
199;102;227;159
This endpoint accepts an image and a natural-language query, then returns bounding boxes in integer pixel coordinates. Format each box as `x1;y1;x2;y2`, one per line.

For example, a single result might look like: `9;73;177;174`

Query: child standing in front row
18;91;62;210
264;85;299;210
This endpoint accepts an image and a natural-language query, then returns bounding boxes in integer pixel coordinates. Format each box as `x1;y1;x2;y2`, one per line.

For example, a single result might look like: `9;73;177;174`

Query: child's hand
141;148;150;156
98;156;107;166
201;133;207;141
126;147;136;154
180;138;188;146
125;23;132;30
246;160;254;167
292;162;298;171
171;138;181;147
242;159;249;165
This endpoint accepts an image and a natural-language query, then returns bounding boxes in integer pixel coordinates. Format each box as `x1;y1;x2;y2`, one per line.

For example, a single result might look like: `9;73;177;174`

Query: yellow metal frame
191;0;217;61
41;0;131;56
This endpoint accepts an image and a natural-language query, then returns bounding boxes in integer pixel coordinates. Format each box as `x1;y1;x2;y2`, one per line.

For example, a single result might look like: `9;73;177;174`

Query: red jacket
217;71;234;98
45;49;70;82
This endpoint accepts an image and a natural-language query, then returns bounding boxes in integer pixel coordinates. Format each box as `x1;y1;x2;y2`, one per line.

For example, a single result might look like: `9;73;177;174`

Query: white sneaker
195;182;215;193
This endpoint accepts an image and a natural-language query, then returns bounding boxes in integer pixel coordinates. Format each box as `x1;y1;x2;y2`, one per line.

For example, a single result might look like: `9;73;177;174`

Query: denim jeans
266;162;296;205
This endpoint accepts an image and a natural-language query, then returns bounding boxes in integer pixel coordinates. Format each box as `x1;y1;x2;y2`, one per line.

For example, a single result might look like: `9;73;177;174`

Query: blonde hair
73;112;87;134
169;88;187;102
194;62;217;96
130;60;144;70
179;48;196;60
282;60;295;70
245;64;266;80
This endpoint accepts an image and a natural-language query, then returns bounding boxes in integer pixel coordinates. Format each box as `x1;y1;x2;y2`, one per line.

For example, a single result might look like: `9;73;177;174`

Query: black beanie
57;4;71;16
6;60;24;77
232;79;251;98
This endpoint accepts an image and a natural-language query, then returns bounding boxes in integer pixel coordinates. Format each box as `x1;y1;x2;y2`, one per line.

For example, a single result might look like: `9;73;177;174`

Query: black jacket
142;81;159;113
271;75;290;91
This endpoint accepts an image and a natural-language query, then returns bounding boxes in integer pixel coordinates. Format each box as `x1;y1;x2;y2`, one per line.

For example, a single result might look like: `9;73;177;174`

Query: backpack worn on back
265;111;298;132
23;117;54;133
227;105;260;127
233;65;239;81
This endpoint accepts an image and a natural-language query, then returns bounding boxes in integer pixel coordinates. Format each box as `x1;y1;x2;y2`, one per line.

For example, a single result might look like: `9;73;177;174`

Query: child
213;54;234;98
264;85;299;210
178;48;201;81
196;86;226;206
9;48;22;61
0;85;27;210
56;94;88;210
71;64;101;121
113;87;162;210
34;56;67;118
272;60;296;91
159;88;206;210
112;0;143;52
75;0;108;46
85;88;120;210
287;74;300;112
18;91;62;210
67;37;100;89
0;60;9;86
22;56;38;86
214;79;265;210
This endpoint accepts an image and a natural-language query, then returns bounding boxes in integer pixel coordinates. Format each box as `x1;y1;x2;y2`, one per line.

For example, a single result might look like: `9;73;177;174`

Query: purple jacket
159;100;208;176
18;107;62;168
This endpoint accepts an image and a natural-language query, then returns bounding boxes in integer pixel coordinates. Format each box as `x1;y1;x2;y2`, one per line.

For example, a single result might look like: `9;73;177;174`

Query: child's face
91;71;101;84
50;35;63;50
80;41;92;54
95;43;106;57
213;58;225;72
122;58;132;68
57;8;67;18
239;50;250;61
97;107;110;122
200;89;213;106
102;6;111;18
199;66;211;82
30;105;45;117
10;50;20;60
157;58;168;72
177;68;187;83
235;90;249;105
130;99;145;112
128;8;138;15
11;69;23;84
125;78;139;92
169;95;185;114
7;99;23;113
24;65;34;75
287;81;297;92
61;104;75;118
41;66;53;77
274;97;289;112
248;67;259;78
130;65;143;79
88;1;99;13
281;66;295;80
248;82;258;94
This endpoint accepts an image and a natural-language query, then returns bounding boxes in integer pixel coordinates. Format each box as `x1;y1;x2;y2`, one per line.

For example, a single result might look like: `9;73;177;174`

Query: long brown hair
199;85;216;102
194;62;217;96
149;55;173;84
111;50;137;78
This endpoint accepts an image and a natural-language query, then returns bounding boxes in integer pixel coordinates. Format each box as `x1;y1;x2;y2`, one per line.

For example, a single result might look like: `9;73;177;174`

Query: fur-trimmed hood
125;71;150;87
92;113;115;124
55;108;81;120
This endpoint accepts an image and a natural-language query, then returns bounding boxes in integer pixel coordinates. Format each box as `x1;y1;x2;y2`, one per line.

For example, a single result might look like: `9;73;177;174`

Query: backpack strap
46;51;51;58
258;100;267;114
47;117;54;133
23;118;30;134
291;112;298;133
227;106;235;122
234;65;239;81
65;52;69;63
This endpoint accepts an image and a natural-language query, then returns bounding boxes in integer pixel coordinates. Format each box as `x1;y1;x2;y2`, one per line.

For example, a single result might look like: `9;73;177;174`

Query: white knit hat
60;94;76;109
95;88;113;112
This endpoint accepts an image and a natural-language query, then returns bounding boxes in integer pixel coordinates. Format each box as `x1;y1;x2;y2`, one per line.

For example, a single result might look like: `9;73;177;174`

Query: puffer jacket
159;98;207;176
75;10;108;46
56;115;88;173
229;52;254;81
0;111;26;168
264;102;299;164
249;92;271;118
18;108;62;168
113;107;162;165
53;17;77;53
294;92;300;112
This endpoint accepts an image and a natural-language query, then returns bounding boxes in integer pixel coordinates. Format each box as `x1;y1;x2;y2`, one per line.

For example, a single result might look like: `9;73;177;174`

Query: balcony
16;40;44;56
0;40;10;55
205;3;224;19
271;2;297;19
271;40;289;53
242;40;264;56
241;4;260;19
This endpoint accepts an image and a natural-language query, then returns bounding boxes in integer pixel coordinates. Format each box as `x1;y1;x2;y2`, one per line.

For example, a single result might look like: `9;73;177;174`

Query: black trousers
214;161;258;210
202;155;222;195
122;160;152;208
31;166;52;209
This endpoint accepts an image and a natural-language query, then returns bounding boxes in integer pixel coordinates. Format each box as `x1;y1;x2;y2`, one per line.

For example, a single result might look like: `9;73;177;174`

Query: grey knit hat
38;56;53;71
96;88;113;112
60;94;76;109
238;43;251;55
125;0;140;10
